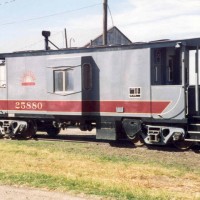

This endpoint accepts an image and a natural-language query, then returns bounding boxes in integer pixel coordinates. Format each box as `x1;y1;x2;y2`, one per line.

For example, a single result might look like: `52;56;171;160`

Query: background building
84;26;132;47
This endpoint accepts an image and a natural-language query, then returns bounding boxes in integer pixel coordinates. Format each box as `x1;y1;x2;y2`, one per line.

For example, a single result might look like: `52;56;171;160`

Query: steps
187;123;200;142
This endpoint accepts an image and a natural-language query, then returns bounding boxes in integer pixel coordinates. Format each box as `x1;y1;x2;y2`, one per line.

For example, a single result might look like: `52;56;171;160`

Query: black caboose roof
0;37;200;59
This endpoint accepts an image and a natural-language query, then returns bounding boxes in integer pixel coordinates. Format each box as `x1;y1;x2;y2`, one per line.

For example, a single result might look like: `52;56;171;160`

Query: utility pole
64;28;68;48
103;0;108;45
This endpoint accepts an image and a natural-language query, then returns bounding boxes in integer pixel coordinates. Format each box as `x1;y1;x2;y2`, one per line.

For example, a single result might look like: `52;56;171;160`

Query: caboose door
150;46;185;119
187;47;200;116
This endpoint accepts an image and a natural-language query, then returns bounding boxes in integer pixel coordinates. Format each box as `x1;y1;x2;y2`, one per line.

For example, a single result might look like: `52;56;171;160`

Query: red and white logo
21;71;36;86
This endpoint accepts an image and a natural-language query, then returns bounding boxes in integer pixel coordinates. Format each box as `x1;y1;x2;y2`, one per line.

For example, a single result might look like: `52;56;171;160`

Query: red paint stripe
0;100;170;114
47;101;81;112
82;101;169;114
0;101;7;110
22;82;35;86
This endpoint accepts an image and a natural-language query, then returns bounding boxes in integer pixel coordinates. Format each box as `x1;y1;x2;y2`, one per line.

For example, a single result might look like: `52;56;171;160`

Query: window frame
53;68;74;94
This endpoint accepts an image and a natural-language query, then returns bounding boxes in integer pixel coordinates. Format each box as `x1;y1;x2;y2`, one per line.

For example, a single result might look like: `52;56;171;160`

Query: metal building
84;26;132;47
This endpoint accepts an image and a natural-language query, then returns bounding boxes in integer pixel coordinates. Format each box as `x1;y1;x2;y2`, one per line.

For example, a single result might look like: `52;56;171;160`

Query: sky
0;0;200;52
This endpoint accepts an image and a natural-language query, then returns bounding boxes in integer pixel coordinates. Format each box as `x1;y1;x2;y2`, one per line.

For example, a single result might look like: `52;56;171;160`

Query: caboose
0;37;200;149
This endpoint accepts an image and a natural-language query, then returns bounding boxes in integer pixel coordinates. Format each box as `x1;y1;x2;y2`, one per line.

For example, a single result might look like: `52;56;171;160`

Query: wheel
127;133;144;146
46;126;60;137
20;120;37;139
127;134;139;143
173;140;194;150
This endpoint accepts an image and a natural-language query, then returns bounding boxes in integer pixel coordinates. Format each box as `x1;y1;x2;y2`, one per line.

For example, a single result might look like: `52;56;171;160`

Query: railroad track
32;133;200;153
1;130;199;152
33;133;106;144
32;133;145;149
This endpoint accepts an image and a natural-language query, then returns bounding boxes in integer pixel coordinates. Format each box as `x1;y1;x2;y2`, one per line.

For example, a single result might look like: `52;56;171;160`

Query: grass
0;140;199;199
0;172;169;200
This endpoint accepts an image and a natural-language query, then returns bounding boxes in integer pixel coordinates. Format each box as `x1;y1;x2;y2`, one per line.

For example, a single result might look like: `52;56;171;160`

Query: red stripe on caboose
0;100;170;114
21;82;35;86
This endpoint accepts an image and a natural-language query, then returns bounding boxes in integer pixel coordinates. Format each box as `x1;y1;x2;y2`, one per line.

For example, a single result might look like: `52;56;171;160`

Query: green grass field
0;139;199;200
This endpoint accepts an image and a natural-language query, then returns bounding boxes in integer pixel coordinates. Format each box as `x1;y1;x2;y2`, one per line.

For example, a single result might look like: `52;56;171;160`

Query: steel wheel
128;134;144;146
20;120;37;139
46;126;60;137
173;140;194;150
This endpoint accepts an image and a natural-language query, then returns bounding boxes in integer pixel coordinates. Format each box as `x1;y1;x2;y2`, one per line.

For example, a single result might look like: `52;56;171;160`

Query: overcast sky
0;0;200;52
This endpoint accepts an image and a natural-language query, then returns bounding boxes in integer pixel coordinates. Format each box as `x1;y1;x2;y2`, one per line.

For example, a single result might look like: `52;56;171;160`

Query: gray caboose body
0;37;200;149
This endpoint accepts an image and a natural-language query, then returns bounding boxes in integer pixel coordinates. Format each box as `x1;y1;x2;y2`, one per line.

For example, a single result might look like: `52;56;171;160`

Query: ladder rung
188;131;200;134
185;139;200;142
189;123;200;126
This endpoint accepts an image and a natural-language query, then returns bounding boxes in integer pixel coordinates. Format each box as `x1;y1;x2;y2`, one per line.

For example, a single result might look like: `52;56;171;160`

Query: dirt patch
0;185;98;200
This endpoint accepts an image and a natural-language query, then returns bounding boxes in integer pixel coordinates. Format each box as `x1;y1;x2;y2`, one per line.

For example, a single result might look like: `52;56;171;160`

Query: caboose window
82;63;92;90
151;47;181;85
54;69;74;92
168;58;174;82
0;62;6;88
54;71;63;92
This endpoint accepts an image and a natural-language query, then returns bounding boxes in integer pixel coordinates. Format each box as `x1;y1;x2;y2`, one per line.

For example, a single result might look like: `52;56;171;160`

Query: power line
0;3;101;27
0;0;16;6
108;4;114;27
